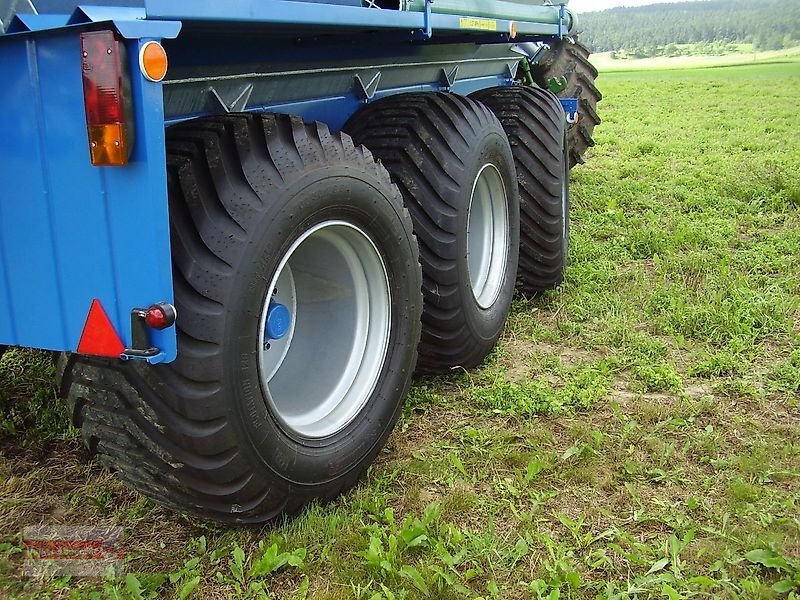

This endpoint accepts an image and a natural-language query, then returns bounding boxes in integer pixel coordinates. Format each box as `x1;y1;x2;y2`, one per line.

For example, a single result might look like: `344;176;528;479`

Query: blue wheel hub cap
265;301;291;340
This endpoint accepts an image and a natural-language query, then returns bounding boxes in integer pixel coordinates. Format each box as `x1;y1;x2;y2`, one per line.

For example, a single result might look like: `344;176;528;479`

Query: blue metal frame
0;18;180;363
423;0;433;39
0;1;573;363
143;0;568;38
188;74;510;133
159;31;522;130
6;6;181;38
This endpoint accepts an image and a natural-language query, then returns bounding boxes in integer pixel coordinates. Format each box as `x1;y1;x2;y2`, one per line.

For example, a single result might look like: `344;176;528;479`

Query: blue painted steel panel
165;71;511;131
144;0;563;38
4;11;181;40
5;14;70;33
159;29;520;127
227;74;509;132
0;29;177;362
0;38;68;351
0;223;14;342
104;36;177;359
66;6;146;23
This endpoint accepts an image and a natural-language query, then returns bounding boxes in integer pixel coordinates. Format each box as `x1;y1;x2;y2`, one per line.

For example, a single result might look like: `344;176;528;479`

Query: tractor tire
470;86;569;295
58;113;422;524
533;39;601;168
344;93;520;374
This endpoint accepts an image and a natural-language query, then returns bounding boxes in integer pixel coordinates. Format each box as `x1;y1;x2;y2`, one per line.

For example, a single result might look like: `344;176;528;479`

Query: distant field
1;61;799;598
592;45;800;71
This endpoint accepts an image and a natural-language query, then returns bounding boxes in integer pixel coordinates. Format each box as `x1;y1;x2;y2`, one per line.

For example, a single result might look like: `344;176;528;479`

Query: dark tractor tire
470;86;569;295
58;113;423;524
533;39;601;168
343;93;520;374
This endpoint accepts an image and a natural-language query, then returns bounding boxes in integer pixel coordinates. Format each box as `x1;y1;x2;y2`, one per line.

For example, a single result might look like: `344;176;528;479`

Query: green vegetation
592;45;800;73
612;41;744;61
1;59;799;598
581;0;800;55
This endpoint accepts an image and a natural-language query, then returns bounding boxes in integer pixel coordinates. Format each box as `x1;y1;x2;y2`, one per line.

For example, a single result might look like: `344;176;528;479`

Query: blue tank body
0;0;571;362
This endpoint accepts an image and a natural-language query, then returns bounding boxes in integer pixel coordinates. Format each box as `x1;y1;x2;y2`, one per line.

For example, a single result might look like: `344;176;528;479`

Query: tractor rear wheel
344;93;520;374
533;39;601;168
58;113;422;524
471;86;569;295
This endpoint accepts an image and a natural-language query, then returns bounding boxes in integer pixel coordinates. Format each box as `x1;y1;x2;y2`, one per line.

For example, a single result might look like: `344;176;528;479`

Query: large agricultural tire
344;93;520;374
58;113;423;524
533;39;601;168
470;86;569;295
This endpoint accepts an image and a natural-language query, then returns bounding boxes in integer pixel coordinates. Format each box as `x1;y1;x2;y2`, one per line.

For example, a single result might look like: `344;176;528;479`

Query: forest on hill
580;0;800;55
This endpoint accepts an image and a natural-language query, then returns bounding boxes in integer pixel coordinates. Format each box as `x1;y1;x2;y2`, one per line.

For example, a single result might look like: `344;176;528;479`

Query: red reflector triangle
77;299;125;358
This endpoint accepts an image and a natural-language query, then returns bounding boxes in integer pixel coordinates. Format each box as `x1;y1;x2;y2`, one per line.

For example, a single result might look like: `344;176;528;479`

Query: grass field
1;59;799;599
592;46;800;72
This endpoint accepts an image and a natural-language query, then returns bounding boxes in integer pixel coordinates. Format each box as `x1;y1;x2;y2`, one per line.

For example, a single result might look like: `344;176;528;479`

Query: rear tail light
80;30;134;166
144;302;176;330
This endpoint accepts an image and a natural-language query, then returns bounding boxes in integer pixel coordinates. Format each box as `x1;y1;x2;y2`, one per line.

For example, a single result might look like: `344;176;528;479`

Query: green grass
1;59;799;599
592;45;800;72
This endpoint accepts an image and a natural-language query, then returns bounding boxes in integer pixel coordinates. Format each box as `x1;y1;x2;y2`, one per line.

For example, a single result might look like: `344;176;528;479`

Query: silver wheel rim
257;221;391;439
466;164;509;309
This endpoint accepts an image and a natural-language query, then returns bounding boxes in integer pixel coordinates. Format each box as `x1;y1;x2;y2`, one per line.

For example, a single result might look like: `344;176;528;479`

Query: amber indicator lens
139;41;168;82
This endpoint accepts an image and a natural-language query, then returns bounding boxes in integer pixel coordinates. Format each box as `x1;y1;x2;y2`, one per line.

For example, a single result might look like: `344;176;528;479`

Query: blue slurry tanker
0;0;600;523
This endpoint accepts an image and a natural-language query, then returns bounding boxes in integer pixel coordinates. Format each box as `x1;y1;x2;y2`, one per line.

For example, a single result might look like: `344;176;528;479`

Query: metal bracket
121;308;160;361
423;0;433;39
354;71;382;101
560;98;580;124
558;3;565;39
120;303;176;362
440;65;458;89
209;83;254;113
547;75;568;94
531;42;550;65
505;62;519;80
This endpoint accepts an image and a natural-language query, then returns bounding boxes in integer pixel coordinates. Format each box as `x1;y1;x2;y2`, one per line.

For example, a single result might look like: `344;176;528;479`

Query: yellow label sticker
459;17;498;31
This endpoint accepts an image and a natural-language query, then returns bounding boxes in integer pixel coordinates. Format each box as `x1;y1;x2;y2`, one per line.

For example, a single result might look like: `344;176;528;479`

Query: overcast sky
570;0;702;13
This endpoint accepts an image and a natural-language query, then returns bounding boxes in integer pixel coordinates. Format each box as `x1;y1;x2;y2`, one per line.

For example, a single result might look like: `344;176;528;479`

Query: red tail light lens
80;30;132;166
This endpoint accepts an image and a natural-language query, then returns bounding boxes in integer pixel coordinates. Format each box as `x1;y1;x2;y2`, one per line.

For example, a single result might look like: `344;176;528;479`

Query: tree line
579;0;800;54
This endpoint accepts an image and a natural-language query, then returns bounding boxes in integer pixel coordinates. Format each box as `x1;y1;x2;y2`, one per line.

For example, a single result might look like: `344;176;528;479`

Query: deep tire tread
344;92;518;373
59;114;420;523
533;40;602;168
471;86;568;294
